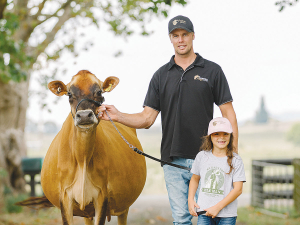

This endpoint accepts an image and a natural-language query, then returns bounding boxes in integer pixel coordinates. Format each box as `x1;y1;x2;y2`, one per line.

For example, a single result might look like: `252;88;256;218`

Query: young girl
188;117;246;225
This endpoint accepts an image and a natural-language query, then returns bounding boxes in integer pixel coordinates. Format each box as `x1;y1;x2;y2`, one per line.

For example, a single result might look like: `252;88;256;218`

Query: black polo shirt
143;53;233;162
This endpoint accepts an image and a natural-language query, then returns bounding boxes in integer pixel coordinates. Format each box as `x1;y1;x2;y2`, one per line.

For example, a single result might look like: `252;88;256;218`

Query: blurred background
1;0;300;224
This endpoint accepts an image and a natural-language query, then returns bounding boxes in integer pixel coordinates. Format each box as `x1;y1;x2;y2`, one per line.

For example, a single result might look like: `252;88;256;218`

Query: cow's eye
67;92;72;98
96;91;102;96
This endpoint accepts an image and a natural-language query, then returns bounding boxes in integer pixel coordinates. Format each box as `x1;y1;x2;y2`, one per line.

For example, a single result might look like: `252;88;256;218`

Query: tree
0;0;187;193
255;96;269;124
0;0;7;19
276;0;299;11
286;122;300;146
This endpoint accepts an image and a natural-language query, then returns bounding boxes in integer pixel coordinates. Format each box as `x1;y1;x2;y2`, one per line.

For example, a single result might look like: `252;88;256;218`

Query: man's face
170;29;195;56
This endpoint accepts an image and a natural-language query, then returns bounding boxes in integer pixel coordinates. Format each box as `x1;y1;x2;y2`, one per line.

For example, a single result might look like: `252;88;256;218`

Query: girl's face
211;132;230;151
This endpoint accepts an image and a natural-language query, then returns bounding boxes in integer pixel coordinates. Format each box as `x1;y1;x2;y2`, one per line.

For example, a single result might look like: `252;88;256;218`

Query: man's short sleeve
143;73;160;111
213;67;233;106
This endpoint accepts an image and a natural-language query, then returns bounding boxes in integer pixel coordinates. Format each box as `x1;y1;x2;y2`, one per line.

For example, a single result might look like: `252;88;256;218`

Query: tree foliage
0;11;32;83
0;0;187;83
276;0;299;11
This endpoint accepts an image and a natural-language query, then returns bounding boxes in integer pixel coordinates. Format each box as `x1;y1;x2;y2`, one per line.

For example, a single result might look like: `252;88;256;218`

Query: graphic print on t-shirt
202;167;224;196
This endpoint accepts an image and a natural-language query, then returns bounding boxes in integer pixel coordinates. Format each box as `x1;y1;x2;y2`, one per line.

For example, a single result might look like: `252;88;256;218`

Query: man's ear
48;81;68;96
102;76;119;93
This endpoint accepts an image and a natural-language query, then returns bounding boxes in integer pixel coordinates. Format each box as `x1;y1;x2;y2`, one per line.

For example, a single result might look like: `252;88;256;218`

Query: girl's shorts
197;215;237;225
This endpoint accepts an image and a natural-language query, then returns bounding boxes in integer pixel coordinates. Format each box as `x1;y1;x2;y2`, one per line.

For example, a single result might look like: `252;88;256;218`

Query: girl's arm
204;181;243;218
188;174;201;217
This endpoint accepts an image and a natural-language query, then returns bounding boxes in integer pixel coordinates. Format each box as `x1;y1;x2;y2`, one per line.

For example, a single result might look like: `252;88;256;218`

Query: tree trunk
0;0;7;19
0;79;29;193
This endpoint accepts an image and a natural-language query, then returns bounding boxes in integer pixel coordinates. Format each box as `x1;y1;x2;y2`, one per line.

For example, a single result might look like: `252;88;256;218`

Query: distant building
255;96;269;123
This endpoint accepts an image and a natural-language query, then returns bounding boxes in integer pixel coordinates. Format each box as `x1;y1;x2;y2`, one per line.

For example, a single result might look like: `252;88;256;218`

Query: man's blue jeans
197;215;237;225
163;157;199;225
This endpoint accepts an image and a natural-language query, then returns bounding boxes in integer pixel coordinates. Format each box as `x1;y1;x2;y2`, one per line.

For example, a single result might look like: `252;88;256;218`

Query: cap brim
207;128;233;136
169;26;193;34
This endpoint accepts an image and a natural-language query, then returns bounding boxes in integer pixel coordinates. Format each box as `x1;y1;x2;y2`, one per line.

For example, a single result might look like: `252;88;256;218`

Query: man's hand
97;105;158;129
96;104;119;122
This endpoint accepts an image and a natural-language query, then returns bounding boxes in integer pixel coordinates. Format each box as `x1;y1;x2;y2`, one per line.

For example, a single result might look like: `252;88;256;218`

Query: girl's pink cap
207;117;233;135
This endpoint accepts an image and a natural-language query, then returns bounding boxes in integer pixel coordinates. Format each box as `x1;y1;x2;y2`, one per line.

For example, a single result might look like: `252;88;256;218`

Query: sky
27;0;300;127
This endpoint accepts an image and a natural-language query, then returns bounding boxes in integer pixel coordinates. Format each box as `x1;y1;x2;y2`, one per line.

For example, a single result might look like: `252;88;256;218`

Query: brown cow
41;70;146;225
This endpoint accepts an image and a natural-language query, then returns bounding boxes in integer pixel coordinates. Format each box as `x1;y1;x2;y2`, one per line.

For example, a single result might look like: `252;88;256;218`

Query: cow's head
48;70;119;129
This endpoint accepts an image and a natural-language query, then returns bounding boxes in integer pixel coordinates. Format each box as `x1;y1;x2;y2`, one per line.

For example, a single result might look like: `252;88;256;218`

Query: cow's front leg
84;218;94;225
60;191;74;225
117;208;129;225
94;192;108;225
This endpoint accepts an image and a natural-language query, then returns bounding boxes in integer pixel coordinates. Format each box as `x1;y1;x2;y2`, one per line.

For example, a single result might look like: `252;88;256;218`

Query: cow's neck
70;126;103;211
72;127;97;167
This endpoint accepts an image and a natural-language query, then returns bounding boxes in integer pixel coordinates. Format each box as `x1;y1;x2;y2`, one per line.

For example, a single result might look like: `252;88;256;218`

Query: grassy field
3;119;297;225
24;120;300;195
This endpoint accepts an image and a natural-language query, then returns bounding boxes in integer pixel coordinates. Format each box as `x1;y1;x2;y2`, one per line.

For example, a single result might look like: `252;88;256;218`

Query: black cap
168;15;194;34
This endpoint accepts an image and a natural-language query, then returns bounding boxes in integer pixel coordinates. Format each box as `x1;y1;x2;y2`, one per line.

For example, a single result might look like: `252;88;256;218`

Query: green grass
237;206;300;225
1;206;300;225
4;194;29;213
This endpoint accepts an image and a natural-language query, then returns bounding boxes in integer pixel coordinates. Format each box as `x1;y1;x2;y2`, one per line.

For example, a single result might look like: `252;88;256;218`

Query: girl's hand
204;205;222;218
188;199;200;217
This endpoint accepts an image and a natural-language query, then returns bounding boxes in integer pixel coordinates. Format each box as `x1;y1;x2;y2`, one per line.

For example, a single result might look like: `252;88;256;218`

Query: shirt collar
167;53;205;70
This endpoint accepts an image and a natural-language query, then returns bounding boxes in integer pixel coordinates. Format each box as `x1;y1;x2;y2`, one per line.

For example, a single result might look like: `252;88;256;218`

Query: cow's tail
15;196;54;209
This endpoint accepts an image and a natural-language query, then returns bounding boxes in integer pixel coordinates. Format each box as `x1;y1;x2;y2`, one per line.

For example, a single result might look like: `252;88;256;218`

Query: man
98;15;238;225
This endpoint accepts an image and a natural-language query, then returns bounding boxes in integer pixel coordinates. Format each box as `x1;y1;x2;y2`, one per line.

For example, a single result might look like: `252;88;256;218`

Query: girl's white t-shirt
191;150;246;217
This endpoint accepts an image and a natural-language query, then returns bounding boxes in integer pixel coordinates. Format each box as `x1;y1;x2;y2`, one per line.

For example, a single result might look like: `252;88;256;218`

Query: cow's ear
48;81;68;96
102;76;119;93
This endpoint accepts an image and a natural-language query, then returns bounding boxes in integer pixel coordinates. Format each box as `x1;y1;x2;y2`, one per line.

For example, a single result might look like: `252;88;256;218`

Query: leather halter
75;98;103;113
71;98;103;119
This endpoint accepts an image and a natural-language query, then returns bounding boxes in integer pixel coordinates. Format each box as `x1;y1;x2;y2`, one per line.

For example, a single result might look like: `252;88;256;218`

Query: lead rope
103;110;191;171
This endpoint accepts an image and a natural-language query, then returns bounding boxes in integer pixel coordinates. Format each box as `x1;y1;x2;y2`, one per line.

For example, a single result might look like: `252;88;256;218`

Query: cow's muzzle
75;109;98;128
74;99;103;128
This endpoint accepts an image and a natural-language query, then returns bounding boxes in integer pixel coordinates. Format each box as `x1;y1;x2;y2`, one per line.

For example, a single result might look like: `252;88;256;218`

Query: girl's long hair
200;133;235;174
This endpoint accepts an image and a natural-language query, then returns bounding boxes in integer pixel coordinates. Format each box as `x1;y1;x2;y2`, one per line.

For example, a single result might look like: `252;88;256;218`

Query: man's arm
97;105;159;129
219;102;238;153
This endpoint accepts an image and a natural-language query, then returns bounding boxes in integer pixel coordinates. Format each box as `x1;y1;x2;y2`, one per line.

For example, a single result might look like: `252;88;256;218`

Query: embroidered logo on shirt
194;75;208;82
202;168;224;196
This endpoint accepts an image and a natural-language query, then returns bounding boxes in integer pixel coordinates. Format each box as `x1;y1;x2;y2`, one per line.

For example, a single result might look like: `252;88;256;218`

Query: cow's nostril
77;114;81;118
88;112;93;118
